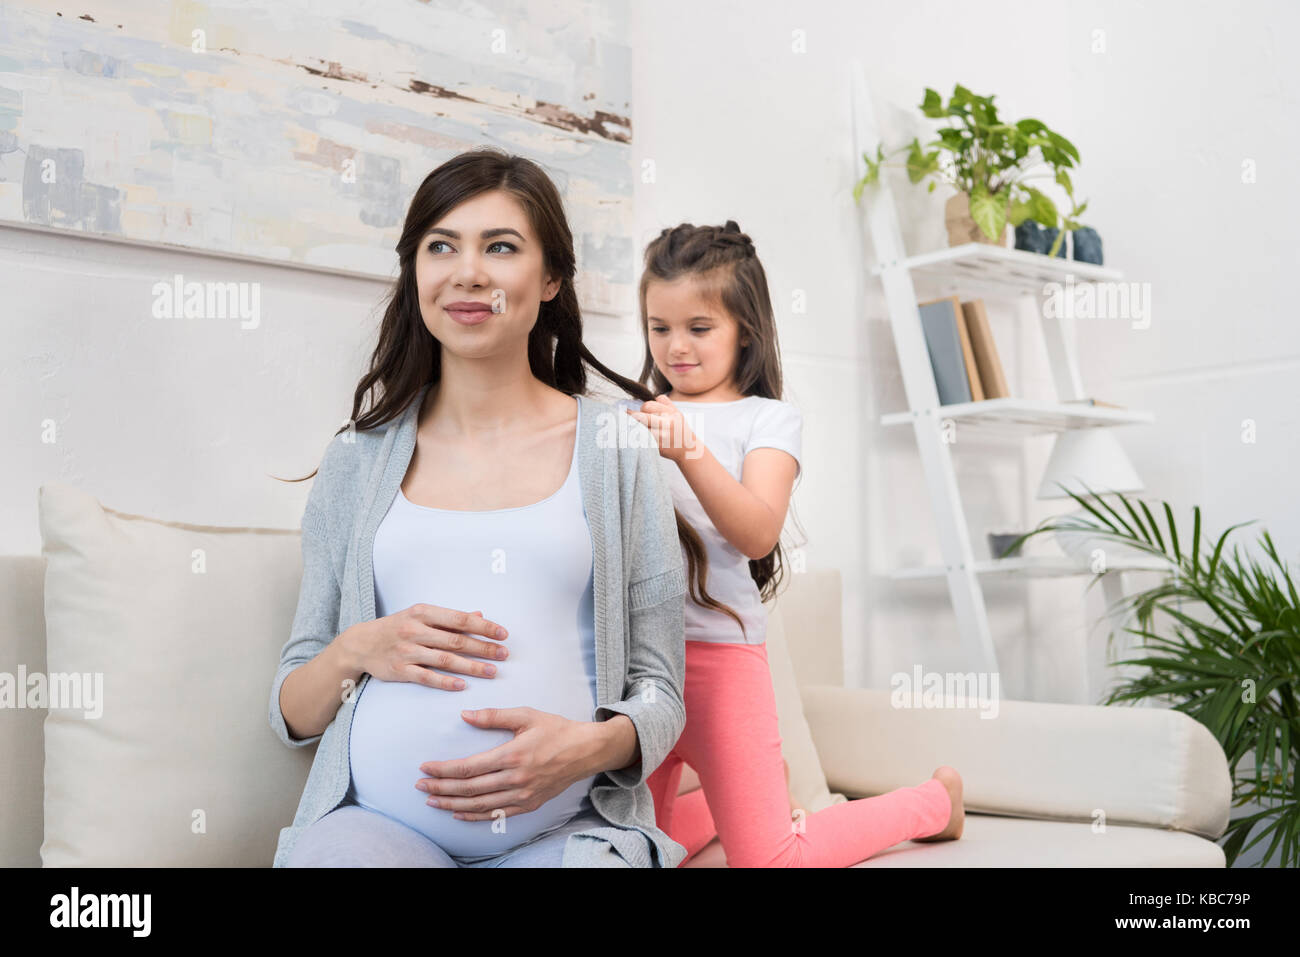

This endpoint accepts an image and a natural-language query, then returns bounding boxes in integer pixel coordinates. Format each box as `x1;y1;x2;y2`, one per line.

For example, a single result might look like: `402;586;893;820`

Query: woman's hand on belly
341;603;509;689
415;706;603;820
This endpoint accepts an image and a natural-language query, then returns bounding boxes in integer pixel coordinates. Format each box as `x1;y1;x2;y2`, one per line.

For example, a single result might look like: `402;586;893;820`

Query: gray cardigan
268;382;689;868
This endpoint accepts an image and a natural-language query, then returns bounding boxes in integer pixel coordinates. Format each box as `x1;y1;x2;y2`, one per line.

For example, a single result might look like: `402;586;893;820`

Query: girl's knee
724;830;809;868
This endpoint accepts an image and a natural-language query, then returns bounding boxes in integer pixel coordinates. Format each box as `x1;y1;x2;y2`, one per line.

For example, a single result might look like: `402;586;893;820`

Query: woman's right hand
341;604;509;691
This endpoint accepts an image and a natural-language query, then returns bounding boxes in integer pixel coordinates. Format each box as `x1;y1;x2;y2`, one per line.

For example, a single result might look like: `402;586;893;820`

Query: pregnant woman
269;148;723;867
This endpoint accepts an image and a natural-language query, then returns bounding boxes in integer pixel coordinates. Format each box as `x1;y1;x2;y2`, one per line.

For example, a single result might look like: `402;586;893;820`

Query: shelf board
889;554;1172;581
872;242;1122;292
881;398;1154;436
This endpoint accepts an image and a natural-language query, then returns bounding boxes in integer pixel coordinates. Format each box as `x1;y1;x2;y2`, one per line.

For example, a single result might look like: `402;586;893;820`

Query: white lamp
1037;429;1147;565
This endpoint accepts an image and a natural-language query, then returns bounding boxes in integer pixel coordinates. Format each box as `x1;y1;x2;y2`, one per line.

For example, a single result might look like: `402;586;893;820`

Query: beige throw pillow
37;483;314;866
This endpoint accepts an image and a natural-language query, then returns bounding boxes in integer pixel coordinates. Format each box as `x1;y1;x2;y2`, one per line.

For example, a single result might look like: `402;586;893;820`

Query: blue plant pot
1014;221;1049;254
1072;226;1103;264
1016;221;1067;257
1039;227;1068;258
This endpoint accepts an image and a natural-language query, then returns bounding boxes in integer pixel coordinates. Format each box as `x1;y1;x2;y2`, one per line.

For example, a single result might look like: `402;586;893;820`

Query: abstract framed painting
0;0;634;314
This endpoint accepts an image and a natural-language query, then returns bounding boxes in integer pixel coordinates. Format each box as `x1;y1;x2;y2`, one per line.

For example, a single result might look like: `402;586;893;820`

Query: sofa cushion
37;482;313;865
800;684;1231;839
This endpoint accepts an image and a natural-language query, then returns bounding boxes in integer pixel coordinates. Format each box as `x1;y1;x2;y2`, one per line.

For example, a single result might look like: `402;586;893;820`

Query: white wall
5;0;1296;716
1063;0;1300;713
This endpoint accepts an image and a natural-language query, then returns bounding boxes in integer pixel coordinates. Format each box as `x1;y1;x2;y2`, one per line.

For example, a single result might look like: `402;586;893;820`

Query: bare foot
913;766;964;842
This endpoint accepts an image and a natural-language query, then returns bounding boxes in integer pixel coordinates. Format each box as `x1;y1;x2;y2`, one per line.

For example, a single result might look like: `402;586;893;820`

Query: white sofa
0;482;1232;866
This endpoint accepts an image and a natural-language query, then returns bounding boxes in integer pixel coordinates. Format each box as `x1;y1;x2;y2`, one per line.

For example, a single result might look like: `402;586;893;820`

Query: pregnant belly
348;671;599;858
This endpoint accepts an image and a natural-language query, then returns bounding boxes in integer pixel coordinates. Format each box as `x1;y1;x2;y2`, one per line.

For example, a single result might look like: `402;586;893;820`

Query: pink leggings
647;640;952;867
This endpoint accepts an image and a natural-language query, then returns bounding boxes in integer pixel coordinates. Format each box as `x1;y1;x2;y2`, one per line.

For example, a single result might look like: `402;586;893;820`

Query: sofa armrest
799;685;1232;840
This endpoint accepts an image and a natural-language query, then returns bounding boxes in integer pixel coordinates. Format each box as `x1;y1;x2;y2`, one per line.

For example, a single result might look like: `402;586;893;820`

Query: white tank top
348;396;599;857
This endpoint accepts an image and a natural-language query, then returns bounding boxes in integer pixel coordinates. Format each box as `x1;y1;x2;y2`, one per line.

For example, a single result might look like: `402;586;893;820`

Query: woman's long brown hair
277;147;731;622
636;220;807;632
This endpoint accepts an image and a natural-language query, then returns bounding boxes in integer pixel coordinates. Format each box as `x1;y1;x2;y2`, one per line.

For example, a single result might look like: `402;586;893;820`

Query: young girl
623;220;966;867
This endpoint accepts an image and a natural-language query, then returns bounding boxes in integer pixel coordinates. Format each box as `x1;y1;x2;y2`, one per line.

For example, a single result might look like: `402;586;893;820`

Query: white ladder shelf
850;62;1156;696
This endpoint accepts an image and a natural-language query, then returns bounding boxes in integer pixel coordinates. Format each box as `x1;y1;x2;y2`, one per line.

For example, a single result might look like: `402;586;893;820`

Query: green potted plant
1005;482;1300;868
853;84;1089;258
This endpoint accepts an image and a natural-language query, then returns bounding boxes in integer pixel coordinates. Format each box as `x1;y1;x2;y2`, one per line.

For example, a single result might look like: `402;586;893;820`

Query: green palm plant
1005;482;1300;867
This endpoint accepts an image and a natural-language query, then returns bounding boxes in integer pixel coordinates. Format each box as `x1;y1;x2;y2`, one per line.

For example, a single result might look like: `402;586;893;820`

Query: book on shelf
917;296;1014;406
918;296;980;404
959;299;1010;399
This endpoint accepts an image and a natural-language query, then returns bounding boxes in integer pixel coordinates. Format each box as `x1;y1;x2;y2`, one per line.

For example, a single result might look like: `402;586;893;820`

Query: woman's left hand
415;707;600;820
623;394;698;465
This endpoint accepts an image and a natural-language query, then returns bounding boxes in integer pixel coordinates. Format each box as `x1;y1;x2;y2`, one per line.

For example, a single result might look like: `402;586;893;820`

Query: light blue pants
285;795;614;867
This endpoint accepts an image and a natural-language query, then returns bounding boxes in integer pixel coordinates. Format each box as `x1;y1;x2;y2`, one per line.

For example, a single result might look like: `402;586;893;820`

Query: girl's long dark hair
278;147;731;622
636;220;807;627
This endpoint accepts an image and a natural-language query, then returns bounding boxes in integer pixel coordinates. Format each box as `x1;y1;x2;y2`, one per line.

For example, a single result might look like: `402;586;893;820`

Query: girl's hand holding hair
623;394;699;464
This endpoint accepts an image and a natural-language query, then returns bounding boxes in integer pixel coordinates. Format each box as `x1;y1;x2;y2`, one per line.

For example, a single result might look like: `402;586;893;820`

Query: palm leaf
1077;481;1143;541
1117;492;1155;546
1138;499;1167;553
1163;501;1182;564
1191;505;1203;581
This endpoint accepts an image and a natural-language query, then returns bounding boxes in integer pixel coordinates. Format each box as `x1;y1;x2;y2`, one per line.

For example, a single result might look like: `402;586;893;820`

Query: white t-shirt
617;395;802;645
